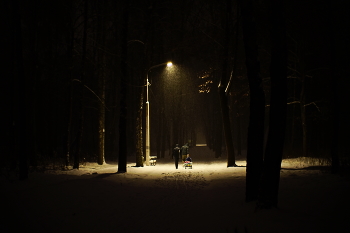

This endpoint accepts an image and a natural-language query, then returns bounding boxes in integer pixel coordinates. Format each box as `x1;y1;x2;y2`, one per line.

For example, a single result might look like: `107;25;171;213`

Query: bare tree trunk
220;0;236;167
236;111;242;157
300;75;307;158
12;0;28;180
331;74;339;174
219;86;236;165
214;112;223;158
257;0;287;209
72;44;82;169
161;110;167;159
239;0;265;202
118;1;129;173
98;72;106;165
329;2;339;174
96;0;106;165
136;92;144;167
156;108;161;158
3;0;17;171
65;0;78;169
290;76;297;152
73;105;84;169
66;78;73;167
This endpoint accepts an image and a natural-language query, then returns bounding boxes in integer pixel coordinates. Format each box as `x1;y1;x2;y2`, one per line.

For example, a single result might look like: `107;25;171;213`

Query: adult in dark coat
172;144;181;169
181;143;189;162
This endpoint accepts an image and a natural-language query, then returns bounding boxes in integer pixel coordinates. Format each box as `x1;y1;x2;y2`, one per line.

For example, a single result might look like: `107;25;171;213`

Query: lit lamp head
167;62;173;67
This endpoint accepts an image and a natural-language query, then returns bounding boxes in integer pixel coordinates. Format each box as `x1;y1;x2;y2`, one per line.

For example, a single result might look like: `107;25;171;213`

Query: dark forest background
2;0;349;180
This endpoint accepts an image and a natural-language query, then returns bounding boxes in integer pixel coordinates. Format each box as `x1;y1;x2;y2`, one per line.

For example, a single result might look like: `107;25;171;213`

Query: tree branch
72;79;110;111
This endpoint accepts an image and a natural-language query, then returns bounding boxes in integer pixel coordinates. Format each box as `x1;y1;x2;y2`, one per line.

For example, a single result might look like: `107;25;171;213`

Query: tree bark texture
136;92;144;167
258;0;288;208
73;96;84;169
118;1;129;173
329;1;340;174
220;0;236;167
98;71;106;165
65;12;75;167
66;80;73;167
330;71;339;174
239;0;265;202
300;75;307;158
96;0;106;165
12;0;28;180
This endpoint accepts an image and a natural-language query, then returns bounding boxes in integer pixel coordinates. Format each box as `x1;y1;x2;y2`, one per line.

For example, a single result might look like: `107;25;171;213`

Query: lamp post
145;62;173;165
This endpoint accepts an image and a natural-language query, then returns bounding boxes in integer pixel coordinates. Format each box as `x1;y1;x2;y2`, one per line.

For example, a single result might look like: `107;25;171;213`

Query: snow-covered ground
2;148;350;233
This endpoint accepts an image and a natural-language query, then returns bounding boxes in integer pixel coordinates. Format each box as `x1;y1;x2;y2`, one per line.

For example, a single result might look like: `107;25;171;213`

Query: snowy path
2;157;350;233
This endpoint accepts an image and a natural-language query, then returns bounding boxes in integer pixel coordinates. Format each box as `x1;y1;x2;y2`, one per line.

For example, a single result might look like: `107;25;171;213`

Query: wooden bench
149;156;157;166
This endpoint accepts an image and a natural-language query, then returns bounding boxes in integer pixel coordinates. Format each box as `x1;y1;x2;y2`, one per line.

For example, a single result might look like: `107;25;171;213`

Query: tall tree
300;72;307;158
118;1;130;173
136;89;144;167
257;0;287;208
96;0;106;165
220;0;236;167
329;1;339;174
65;0;76;168
239;0;265;202
12;0;28;180
68;2;84;169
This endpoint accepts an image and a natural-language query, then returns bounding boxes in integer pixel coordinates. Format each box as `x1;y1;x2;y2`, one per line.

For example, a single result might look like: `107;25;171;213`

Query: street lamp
145;61;173;165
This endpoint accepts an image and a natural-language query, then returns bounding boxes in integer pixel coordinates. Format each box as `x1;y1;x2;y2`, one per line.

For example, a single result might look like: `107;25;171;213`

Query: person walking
172;144;181;169
181;143;189;162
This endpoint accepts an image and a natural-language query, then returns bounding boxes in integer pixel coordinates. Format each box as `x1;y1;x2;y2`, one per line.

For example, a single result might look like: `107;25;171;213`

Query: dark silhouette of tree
329;1;340;174
219;0;237;167
11;0;28;180
330;69;339;175
118;1;130;173
239;0;265;202
257;0;287;208
65;0;76;168
127;39;146;167
136;90;144;167
299;71;307;158
95;0;106;165
72;82;84;169
72;88;84;169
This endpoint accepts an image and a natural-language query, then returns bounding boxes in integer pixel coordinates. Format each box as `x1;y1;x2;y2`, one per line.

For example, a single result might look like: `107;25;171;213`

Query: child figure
184;154;192;169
